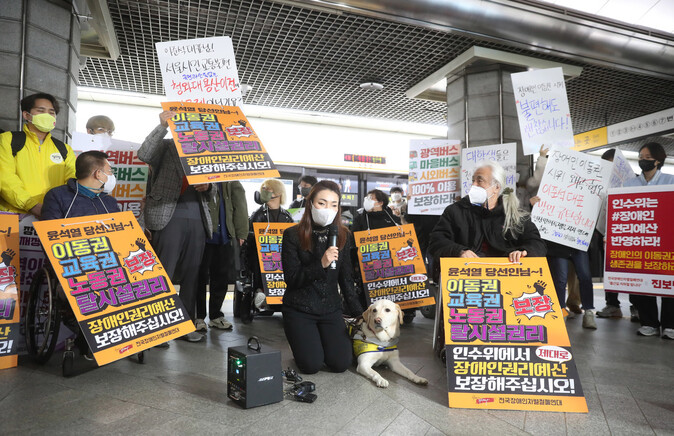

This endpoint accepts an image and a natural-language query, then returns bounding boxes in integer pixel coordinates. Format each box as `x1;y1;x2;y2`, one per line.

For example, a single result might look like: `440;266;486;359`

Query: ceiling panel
78;0;674;136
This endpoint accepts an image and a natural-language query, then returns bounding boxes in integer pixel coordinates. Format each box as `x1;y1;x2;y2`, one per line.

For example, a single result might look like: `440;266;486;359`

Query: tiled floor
1;289;673;435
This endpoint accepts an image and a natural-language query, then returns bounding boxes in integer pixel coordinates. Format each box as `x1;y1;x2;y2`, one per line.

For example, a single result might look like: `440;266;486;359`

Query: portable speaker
227;336;283;408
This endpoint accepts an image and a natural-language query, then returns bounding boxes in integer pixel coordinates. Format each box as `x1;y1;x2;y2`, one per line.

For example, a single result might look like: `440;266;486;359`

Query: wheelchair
232;239;282;323
25;264;145;377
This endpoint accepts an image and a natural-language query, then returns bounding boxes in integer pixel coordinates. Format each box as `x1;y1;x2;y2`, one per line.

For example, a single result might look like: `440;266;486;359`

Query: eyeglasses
93;127;114;136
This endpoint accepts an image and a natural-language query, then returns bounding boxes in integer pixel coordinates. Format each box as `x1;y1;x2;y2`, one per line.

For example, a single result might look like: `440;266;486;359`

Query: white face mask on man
468;185;497;206
96;170;117;193
363;197;376;212
391;193;402;202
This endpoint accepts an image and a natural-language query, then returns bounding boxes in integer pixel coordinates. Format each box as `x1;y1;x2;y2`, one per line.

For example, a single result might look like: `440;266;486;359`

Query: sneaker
582;310;597;329
567;303;582;314
181;332;205;342
208;316;233;330
662;328;674;340
254;291;266;310
630;305;640;323
562;308;576;320
637;326;659;337
195;318;208;332
596;305;623;318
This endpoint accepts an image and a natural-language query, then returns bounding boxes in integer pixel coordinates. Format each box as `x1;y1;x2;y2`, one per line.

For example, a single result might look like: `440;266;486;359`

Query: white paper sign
531;146;612;251
408;139;461;215
460;143;517;197
155;36;242;106
596;148;637;235
511;68;574;156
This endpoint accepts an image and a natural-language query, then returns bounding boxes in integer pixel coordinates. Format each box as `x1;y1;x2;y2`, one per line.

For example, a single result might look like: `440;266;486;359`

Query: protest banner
0;214;20;369
156;36;242;107
71;133;148;218
441;257;587;413
162;102;279;184
511;67;574;156
531;146;611;251
354;224;434;309
460;143;517;197
252;222;294;305
408;139;461;215
604;185;674;297
34;212;195;366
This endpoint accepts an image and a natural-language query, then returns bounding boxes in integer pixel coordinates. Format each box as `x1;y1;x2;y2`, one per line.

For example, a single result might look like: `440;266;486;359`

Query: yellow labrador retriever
352;299;429;388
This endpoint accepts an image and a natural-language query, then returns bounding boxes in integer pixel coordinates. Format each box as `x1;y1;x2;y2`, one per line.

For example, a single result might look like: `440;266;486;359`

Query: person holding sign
281;180;364;374
138;110;215;343
623;142;674;339
429;161;546;262
247;179;294;311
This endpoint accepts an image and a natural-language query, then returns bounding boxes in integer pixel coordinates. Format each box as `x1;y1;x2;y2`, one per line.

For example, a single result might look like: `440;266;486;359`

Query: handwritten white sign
155;36;242;106
511;67;574;156
460;143;516;197
596;148;637;235
531;146;611;251
408;139;461;215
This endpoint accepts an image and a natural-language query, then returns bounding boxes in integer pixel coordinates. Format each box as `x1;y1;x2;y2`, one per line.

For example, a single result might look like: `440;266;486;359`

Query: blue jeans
548;250;594;311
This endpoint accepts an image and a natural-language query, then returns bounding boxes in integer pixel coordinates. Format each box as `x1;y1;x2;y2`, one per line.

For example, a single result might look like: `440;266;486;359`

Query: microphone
328;224;338;270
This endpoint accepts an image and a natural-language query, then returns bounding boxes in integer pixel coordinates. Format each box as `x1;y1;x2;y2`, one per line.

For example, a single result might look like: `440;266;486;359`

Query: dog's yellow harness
348;323;398;357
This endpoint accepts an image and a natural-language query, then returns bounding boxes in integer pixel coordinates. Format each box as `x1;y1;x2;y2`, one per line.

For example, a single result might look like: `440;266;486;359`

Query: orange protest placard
33;212;195;366
252;222;295;305
441;257;587;413
0;214;20;370
353;224;434;310
161;102;280;184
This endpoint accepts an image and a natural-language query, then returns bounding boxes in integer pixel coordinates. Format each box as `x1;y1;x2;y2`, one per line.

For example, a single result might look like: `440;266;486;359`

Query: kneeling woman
281;180;364;374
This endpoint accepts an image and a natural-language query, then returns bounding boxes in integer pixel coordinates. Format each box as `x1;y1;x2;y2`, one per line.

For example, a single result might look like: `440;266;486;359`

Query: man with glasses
0;92;76;217
86;115;115;137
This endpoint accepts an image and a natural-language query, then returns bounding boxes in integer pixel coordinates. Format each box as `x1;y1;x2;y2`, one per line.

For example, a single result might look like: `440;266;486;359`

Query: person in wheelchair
247;179;294;311
41;151;119;359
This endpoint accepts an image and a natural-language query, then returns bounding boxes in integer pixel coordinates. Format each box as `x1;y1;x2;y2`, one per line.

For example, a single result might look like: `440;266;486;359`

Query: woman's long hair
297;180;348;251
481;161;529;238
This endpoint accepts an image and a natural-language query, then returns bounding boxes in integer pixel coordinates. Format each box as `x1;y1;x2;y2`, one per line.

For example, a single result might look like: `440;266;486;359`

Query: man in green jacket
195;181;248;330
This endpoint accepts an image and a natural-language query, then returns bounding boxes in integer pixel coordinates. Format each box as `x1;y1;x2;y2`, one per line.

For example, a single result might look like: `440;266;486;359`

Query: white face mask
311;207;337;227
97;171;117;193
468;185;488;205
391;193;402;202
363;197;376;212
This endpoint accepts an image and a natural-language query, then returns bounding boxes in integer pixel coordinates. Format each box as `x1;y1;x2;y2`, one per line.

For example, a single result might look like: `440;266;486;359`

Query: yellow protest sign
252;222;295;305
0;214;20;370
162;102;280;184
441;257;587;413
354;224;434;309
34;212;195;366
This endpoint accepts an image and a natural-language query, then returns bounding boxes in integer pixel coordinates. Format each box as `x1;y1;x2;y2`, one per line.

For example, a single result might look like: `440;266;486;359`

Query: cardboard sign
34;212;194;366
511;68;574;156
604;186;674;297
252;222;294;304
71;133;148;218
460;143;517;197
531;146;611;251
354;224;434;309
162;102;280;184
408;139;461;215
155;36;242;107
441;257;587;413
0;214;20;369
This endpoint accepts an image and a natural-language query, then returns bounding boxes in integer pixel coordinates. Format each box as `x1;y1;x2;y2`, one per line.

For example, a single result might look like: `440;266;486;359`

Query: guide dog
351;299;429;388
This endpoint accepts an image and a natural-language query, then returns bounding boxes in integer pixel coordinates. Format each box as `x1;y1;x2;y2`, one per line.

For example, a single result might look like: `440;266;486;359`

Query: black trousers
152;216;205;321
196;243;235;320
629;294;674;329
282;306;352;374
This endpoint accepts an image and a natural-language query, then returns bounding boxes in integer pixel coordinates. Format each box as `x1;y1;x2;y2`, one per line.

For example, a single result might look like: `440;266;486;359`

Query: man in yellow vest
0;93;76;217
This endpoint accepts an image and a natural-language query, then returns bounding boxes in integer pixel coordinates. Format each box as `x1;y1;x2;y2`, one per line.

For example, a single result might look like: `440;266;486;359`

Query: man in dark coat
42;151;119;220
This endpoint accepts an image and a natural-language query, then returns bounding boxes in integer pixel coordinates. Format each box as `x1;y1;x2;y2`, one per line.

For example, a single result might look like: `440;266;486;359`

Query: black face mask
638;159;657;172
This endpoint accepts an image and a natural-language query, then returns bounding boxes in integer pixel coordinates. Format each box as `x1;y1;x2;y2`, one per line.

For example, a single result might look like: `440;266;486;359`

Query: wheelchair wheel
420;304;435;319
240;288;254;324
26;267;61;364
233;286;242;319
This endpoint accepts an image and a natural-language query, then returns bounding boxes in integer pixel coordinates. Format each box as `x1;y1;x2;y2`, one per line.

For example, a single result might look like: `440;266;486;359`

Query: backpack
9;131;68;161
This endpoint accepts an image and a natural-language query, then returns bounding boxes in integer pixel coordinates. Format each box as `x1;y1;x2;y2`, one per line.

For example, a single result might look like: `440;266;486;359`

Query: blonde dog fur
355;299;429;388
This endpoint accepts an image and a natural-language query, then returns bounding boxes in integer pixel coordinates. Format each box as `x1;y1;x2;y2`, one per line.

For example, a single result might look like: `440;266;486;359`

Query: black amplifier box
227;337;283;408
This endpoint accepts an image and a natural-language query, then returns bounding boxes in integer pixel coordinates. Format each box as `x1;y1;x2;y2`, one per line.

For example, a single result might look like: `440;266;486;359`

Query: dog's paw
413;376;429;385
373;375;389;388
